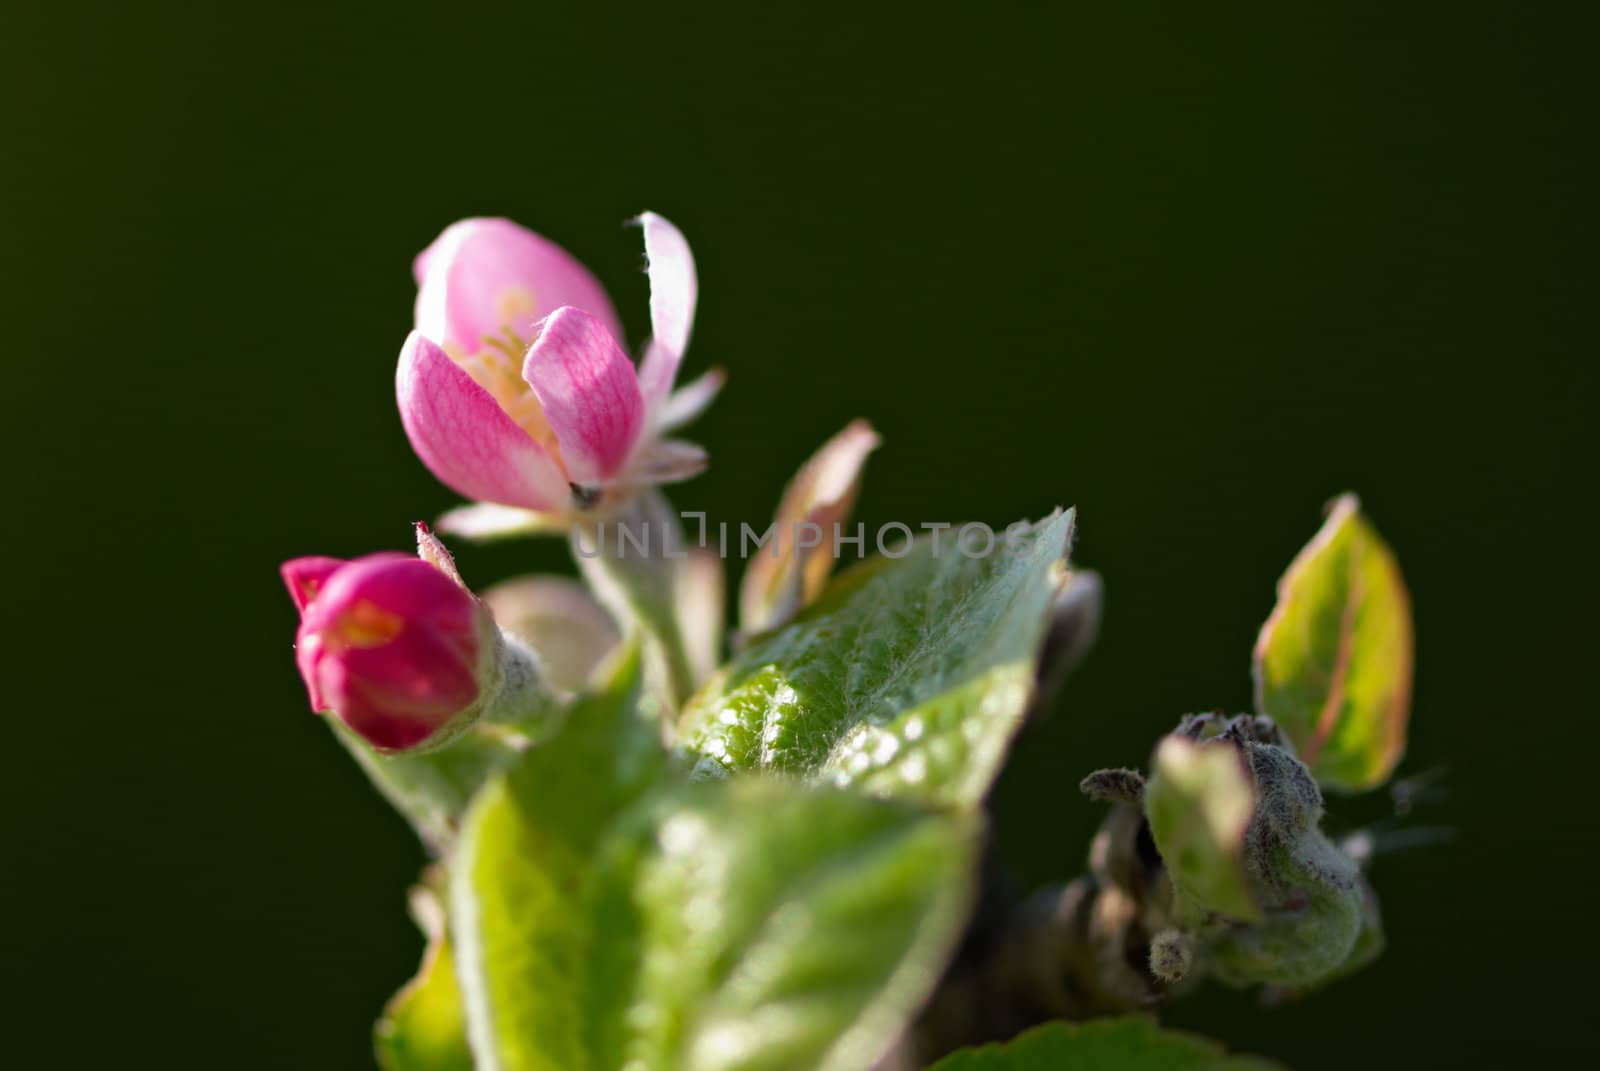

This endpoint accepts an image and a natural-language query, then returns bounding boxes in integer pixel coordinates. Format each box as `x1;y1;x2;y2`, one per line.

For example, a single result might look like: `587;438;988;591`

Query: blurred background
5;2;1589;1066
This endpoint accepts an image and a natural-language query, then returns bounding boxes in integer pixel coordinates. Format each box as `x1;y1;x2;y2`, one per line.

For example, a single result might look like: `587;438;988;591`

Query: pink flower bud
397;214;718;529
281;553;494;752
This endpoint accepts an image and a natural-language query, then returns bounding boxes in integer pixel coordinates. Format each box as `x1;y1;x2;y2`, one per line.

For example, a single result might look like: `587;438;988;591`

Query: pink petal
302;552;434;621
435;503;568;540
653;367;725;433
623;438;708;487
413;218;626;355
636;340;679;416
522;308;644;485
309;657;455;752
397;331;568;511
280;555;346;614
635;212;698;406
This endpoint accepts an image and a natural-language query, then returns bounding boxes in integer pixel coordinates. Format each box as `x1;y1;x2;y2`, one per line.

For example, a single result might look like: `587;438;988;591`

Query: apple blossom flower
397;214;720;535
281;530;546;753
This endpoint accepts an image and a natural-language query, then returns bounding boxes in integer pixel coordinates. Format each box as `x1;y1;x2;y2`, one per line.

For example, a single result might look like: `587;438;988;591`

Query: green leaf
611;782;976;1071
680;511;1074;807
1253;495;1414;792
1144;737;1262;922
927;1017;1280;1070
376;647;656;1069
452;772;977;1071
449;643;662;1070
375;931;473;1071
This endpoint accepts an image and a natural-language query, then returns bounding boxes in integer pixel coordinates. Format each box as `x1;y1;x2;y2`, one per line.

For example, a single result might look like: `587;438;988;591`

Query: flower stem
570;492;697;714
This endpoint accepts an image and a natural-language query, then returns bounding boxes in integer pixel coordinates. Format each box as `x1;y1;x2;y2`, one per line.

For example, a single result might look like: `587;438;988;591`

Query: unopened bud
1193;716;1368;988
283;553;494;752
282;535;551;753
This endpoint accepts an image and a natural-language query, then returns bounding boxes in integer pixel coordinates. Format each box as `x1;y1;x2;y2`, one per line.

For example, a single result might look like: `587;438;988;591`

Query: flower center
447;323;570;478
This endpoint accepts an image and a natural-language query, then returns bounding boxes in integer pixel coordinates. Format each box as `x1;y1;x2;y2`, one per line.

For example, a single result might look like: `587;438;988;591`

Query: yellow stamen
494;285;538;328
449;322;570;479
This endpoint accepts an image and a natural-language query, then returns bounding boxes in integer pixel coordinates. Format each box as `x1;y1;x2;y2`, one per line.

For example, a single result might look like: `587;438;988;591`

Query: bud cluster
1080;713;1380;993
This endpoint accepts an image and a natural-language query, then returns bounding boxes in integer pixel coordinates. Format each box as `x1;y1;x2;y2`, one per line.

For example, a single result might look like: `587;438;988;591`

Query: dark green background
6;2;1589;1067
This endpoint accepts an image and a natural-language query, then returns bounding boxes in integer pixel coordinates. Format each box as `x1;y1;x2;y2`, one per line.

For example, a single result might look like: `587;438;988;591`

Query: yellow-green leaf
1253;494;1414;792
375;930;473;1071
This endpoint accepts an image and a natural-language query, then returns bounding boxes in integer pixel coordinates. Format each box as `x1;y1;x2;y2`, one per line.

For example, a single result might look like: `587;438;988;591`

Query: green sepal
1145;735;1261;923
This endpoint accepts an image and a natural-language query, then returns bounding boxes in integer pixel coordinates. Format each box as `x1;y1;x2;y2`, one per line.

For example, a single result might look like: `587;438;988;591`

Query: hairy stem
881;804;1176;1068
571;492;697;713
